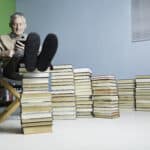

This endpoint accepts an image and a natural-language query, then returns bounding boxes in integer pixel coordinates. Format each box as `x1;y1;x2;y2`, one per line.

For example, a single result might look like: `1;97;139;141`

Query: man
0;12;58;80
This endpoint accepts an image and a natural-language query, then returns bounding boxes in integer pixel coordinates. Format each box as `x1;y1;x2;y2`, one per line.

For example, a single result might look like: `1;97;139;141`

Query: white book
52;64;73;69
74;68;92;73
53;111;76;115
21;112;52;119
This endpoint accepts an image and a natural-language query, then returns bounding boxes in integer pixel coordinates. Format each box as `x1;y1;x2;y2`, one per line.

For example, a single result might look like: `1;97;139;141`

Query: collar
9;32;27;40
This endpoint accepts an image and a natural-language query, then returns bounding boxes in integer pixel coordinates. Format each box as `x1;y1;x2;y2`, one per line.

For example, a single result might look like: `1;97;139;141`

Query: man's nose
16;24;21;30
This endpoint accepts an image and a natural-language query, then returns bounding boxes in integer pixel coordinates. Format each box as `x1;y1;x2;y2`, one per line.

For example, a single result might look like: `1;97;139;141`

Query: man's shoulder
0;34;12;41
0;34;16;50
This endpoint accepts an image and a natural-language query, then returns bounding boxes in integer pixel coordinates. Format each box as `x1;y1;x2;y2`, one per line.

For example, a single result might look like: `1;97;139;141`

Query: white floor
0;111;150;150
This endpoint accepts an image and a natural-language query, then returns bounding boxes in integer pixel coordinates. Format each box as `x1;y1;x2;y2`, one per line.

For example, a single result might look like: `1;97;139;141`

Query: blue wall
16;0;150;79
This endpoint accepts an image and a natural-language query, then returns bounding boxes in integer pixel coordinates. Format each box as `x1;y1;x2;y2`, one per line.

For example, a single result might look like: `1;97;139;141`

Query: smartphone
16;36;26;45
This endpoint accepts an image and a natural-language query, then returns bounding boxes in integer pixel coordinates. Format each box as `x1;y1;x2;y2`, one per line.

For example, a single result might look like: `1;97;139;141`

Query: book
23;125;52;134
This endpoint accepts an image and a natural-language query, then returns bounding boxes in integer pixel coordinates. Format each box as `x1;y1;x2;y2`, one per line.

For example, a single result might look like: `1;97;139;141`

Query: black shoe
37;33;58;71
50;64;53;70
24;32;40;72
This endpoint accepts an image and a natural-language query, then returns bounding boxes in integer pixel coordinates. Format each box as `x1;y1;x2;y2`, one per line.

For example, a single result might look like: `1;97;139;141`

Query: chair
0;58;21;123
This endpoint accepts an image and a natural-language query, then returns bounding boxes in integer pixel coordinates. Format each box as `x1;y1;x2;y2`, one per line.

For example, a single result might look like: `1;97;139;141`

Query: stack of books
92;75;119;119
20;68;52;134
135;75;150;111
74;68;93;118
50;65;76;120
117;79;135;111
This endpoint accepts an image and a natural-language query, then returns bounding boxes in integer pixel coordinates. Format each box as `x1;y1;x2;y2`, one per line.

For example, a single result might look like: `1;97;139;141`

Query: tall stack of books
92;75;119;119
20;68;52;134
74;68;93;118
50;65;76;120
117;79;135;111
135;75;150;111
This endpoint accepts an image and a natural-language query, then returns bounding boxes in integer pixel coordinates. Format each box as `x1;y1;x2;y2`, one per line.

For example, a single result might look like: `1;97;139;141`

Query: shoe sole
24;32;40;72
37;33;58;71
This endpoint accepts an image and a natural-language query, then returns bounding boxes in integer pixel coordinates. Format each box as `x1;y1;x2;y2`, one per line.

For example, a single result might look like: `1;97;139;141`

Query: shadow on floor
0;119;22;134
0;126;21;134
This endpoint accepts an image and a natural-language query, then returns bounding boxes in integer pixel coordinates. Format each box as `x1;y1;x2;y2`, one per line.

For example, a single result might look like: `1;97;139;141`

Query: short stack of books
74;68;93;118
135;75;150;111
117;79;135;111
20;68;52;134
92;75;120;119
50;65;76;120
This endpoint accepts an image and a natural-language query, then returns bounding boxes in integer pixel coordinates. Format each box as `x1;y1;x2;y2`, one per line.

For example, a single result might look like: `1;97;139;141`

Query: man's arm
0;35;14;58
0;42;10;58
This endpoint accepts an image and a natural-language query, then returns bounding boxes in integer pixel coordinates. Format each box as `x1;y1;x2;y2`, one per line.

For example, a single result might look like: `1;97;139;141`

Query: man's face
11;16;26;36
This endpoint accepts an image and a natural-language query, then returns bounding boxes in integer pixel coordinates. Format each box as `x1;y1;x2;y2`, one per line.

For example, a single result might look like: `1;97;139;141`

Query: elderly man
0;12;58;80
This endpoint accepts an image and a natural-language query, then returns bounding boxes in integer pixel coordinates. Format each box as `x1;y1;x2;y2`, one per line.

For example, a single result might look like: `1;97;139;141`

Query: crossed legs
3;32;58;80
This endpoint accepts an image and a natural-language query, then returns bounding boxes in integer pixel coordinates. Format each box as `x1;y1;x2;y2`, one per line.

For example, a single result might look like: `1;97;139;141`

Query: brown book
23;125;52;134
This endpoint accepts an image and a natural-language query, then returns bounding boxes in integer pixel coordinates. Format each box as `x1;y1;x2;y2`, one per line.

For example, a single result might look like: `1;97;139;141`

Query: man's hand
14;40;25;57
15;40;25;51
8;50;15;57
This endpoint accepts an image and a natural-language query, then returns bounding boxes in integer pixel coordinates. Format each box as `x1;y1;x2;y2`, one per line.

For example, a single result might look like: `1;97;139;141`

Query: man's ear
24;22;27;30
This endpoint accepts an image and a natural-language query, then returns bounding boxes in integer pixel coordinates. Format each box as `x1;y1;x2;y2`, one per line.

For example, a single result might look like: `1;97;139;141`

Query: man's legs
37;33;58;71
3;33;57;80
3;56;23;80
3;32;40;80
24;32;40;72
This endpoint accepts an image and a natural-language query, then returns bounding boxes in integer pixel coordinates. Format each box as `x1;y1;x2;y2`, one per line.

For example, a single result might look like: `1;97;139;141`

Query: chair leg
0;99;20;123
0;79;20;98
0;79;20;123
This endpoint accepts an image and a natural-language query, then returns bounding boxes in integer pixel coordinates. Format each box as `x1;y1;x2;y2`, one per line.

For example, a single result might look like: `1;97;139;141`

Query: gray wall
16;0;150;79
